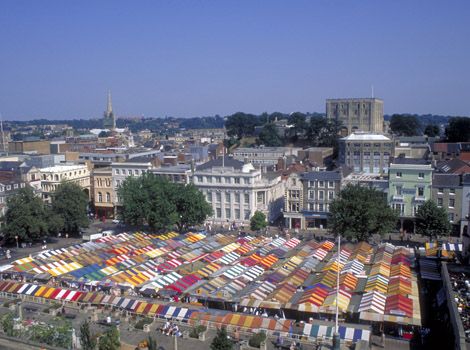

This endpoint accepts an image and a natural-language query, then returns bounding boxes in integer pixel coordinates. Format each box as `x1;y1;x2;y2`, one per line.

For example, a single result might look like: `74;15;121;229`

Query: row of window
0;183;25;192
392;203;455;222
437;197;455;208
437;188;456;195
42;170;87;181
196;175;251;185
214;207;251;220
207;192;250;204
396;172;426;179
97;192;112;203
308;190;335;201
114;169;147;176
395;186;425;197
287;201;331;213
307;180;335;188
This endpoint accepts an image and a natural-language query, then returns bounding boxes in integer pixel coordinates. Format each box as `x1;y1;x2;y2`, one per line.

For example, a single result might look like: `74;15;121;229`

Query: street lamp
15;235;18;249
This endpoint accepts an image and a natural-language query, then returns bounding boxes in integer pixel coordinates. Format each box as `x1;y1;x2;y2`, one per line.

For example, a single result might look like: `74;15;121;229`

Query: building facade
432;173;463;236
283;170;344;230
232;147;301;168
193;157;284;225
461;174;470;237
388;158;433;232
92;167;114;219
149;164;192;184
338;132;393;175
39;164;91;203
111;161;153;210
326;98;384;135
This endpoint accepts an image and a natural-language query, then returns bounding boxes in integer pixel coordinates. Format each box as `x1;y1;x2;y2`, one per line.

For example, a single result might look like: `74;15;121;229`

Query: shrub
248;331;266;348
134;317;153;330
189;325;207;338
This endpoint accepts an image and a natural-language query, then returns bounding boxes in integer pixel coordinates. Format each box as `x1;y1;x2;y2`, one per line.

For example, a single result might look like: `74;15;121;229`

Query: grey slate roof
432;173;461;187
301;170;342;181
196;156;244;171
392;157;430;165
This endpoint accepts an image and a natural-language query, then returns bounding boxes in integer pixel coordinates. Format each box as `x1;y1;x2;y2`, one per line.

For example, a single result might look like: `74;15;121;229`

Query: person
106;316;112;324
276;335;284;349
290;341;296;350
6;250;11;259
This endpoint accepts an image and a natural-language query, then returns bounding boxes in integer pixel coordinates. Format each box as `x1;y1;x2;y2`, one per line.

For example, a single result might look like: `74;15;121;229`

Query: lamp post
332;234;341;350
15;235;18;249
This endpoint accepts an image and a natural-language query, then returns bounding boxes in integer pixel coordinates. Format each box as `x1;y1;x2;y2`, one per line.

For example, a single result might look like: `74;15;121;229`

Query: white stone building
40;164;91;203
193;157;284;225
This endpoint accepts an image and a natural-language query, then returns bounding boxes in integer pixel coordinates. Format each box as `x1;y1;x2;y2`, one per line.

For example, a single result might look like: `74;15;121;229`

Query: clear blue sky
1;0;469;120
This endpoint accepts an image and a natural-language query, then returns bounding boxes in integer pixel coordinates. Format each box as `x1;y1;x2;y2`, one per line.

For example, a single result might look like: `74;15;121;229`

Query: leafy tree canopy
390;114;421;136
415;200;451;240
328;185;398;241
445;117;470;142
258;123;283;147
80;320;97;350
210;327;233;350
118;174;212;231
98;326;120;350
225;112;258;139
423;124;440;137
51;182;89;235
250;211;267;231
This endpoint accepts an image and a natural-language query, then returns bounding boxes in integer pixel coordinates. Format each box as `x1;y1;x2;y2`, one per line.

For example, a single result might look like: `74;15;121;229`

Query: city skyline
1;0;469;120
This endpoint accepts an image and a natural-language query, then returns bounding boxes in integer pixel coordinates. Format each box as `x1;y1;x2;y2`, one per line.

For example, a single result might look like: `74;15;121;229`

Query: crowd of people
159;319;182;337
450;271;470;340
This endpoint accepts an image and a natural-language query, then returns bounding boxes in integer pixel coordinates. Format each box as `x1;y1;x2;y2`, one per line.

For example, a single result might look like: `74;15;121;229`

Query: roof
432;173;461;187
463;174;470;185
196;156;244;171
436;158;470;174
150;164;191;174
432;143;461;154
40;164;88;172
301;170;342;181
0;161;24;171
392;157;430;165
341;133;391;141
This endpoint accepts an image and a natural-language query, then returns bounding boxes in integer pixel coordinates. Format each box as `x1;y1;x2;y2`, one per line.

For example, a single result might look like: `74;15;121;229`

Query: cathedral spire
107;90;113;114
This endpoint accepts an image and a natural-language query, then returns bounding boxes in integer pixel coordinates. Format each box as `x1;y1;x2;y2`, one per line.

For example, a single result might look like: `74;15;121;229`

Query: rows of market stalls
0;231;423;345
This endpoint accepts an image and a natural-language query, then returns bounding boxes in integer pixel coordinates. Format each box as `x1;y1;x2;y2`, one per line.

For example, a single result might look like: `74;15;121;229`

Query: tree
51;182;89;235
225;112;258;139
423;124;440;137
147;336;157;350
415;200;451;240
210;327;233;350
3;186;50;243
250;211;267;231
173;183;213;232
1;312;14;336
328;185;398;241
118;174;212;231
445;117;470;142
390;114;421;136
288;112;307;140
258;123;283;146
98;326;120;350
307;116;342;147
80;320;97;350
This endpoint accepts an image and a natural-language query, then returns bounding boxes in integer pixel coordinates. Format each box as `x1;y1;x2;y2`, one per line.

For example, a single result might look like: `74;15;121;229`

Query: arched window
54;175;59;181
98;192;103;202
106;192;111;202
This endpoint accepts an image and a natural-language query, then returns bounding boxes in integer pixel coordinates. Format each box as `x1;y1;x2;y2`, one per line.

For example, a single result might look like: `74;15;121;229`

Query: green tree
225;112;258;139
147;336;157;350
328;185;398;241
1;312;14;336
258;123;283;146
250;211;267;231
288;112;307;140
51;182;89;235
445;117;470;142
390;114;421;136
119;174;212;231
415;200;451;240
307;116;342;147
173;183;213;232
98;326;120;350
3;186;50;243
424;124;440;137
210;327;233;350
80;320;97;350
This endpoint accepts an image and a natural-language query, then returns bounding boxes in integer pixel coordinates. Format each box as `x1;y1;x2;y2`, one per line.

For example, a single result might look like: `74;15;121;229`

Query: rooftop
433;173;461;187
391;157;430;165
196;156;244;171
40;164;88;172
301;170;342;181
341;132;391;141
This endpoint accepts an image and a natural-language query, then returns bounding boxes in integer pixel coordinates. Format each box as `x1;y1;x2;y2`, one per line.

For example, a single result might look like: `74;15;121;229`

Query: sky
0;1;469;120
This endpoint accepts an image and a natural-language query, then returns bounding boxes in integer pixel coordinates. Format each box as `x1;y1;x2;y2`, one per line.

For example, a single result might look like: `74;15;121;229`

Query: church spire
107;90;113;114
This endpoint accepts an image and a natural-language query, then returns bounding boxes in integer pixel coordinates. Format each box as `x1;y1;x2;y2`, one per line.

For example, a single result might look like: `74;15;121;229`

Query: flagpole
333;234;341;349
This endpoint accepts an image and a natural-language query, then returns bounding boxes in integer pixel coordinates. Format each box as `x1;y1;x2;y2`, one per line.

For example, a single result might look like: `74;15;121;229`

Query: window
216;208;221;218
226;192;231;203
197;176;202;183
318;203;324;212
318;191;324;200
396;172;402;178
417;187;424;197
207;176;212;183
437;188;443;194
244;178;249;185
235;193;240;203
290;190;300;199
244;194;250;204
234;177;240;184
257;191;265;205
225;177;231;184
235;209;240;219
418;172;424;179
225;208;231;219
449;188;455;195
328;191;334;200
449;213;454;222
318;181;325;188
216;193;221;202
414;205;421;216
449;198;455;208
106;192;111;202
437;198;443;207
328;181;334;188
396;186;402;195
308;203;315;211
98;192;103;202
308;191;315;200
289;202;300;212
206;192;212;202
244;210;251;220
13;184;18;189
215;177;221;183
